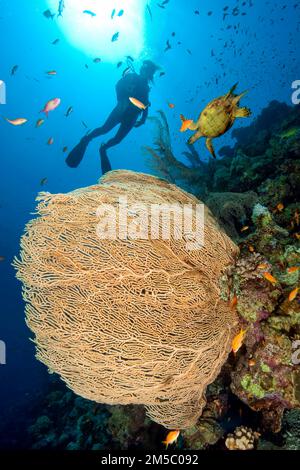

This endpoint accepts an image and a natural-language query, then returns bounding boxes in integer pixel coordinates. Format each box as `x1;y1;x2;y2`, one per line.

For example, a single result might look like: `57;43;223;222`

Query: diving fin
65;136;90;168
100;144;112;175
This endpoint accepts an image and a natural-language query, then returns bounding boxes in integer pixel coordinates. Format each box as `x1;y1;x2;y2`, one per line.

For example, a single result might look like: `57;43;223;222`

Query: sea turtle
182;83;251;158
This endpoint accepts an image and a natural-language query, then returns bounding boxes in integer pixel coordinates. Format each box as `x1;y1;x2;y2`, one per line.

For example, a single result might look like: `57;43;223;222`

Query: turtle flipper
205;138;216;158
188;130;202;145
232;90;249;106
225;83;239;99
234;106;251;118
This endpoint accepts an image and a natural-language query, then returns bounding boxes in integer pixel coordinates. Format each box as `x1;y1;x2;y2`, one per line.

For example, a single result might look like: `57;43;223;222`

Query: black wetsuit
66;73;150;172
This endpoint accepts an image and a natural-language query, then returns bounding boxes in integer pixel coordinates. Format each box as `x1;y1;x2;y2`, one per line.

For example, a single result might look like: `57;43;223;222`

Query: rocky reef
25;377;163;451
144;100;300;449
13;101;300;451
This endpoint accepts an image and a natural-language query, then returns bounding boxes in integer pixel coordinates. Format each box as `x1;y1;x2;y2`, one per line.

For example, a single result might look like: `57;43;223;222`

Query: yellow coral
14;171;238;429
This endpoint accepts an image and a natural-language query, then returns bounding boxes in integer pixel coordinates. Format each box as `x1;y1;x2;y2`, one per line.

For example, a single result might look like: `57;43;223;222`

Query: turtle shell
199;98;235;138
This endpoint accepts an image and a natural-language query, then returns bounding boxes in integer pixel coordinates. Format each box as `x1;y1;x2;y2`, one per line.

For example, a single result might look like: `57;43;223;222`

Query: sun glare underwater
1;0;300;456
46;0;147;60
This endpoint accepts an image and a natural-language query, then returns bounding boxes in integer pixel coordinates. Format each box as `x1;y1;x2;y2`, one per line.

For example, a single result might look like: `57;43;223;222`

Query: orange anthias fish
263;272;277;285
46;70;57;75
230;295;238;308
168;102;175;109
162;430;180;449
241;225;249;232
5;117;28;126
180;114;193;132
289;287;299;302
287;267;299;274
129;97;147;110
232;329;246;354
41;98;61;117
47;137;54;145
275;202;284;212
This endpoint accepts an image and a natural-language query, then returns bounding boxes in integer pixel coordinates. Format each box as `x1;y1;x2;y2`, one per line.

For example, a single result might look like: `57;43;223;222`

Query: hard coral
225;426;260;450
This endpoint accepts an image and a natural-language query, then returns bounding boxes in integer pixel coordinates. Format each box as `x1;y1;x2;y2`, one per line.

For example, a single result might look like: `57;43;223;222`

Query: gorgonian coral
14;171;238;429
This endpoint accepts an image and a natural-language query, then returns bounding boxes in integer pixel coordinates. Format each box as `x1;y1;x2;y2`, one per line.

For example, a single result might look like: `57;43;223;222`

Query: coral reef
14;100;300;450
206;191;258;239
281;409;300;450
225;426;260;450
229;203;300;433
14;171;238;430
144;100;300;448
144;111;209;199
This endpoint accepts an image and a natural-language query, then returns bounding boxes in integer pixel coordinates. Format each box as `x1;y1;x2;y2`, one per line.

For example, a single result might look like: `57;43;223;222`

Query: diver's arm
141;107;148;123
135;107;149;127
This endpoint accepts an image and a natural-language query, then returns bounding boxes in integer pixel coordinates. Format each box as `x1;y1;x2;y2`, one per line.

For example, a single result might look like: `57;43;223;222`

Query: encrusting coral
14;170;239;430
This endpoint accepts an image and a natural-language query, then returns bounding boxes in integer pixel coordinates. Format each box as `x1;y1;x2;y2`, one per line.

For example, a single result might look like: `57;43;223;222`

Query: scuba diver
66;60;160;174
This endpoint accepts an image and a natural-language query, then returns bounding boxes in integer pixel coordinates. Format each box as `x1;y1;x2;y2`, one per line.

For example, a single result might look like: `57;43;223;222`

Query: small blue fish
111;9;116;19
111;32;119;42
43;9;55;20
58;0;65;17
146;4;152;21
11;65;18;76
117;10;124;17
83;10;96;17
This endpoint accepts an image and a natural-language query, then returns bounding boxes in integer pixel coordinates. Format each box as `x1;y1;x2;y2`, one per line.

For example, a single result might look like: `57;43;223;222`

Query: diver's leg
99;116;137;175
66;107;121;168
99;145;112;175
87;107;121;139
103;116;136;149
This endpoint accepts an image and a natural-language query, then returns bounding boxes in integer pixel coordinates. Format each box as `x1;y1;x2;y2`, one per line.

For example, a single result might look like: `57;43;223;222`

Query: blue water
0;0;299;445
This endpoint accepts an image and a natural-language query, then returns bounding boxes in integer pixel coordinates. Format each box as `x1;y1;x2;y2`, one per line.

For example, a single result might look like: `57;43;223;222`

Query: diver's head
140;60;160;82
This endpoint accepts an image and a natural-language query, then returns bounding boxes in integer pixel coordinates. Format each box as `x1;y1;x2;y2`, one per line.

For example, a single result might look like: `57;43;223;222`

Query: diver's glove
135;105;149;128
